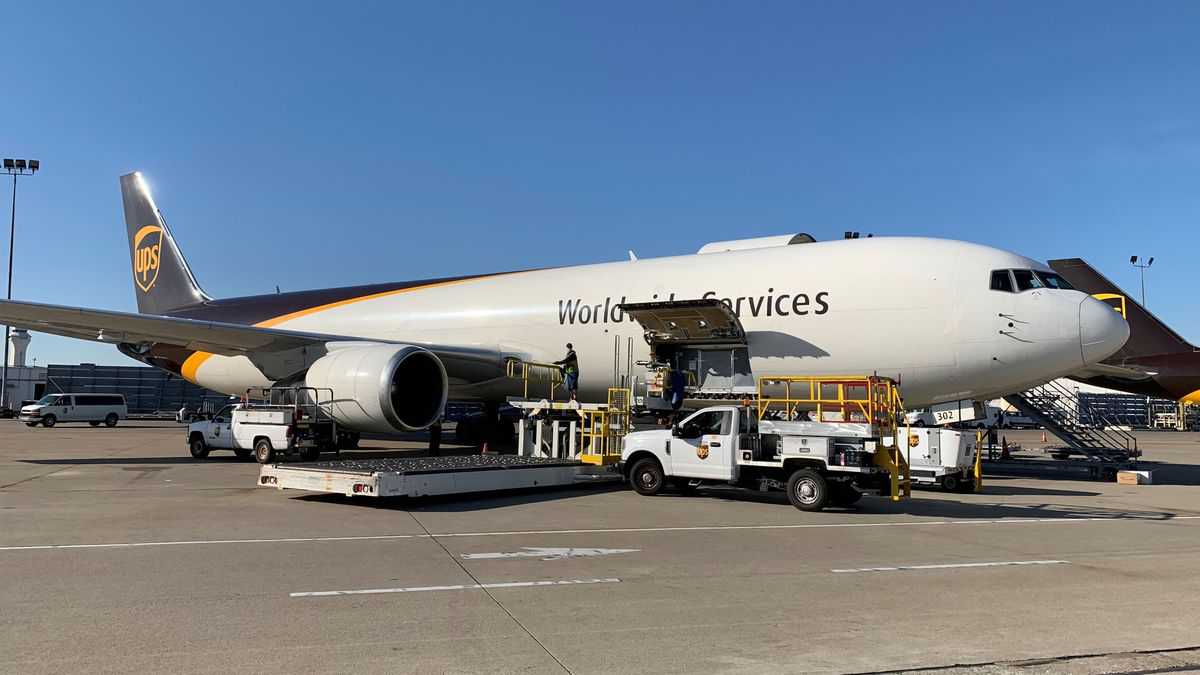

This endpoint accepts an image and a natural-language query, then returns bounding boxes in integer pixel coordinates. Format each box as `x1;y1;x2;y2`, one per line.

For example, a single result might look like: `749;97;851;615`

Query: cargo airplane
0;172;1129;436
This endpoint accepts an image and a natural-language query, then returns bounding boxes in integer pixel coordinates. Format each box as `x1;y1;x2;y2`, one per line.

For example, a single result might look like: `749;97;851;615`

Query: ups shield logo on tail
133;224;163;293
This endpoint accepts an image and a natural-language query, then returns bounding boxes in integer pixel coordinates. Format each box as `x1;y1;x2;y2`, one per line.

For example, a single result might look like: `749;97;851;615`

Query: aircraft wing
0;299;505;382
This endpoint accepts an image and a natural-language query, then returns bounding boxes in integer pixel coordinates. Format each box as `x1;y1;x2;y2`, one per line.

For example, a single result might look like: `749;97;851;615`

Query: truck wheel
940;474;961;492
831;483;862;506
254;438;275;464
629;458;666;496
25;422;38;427
786;469;828;511
41;415;56;428
234;448;252;461
89;421;101;427
189;437;210;459
104;413;119;427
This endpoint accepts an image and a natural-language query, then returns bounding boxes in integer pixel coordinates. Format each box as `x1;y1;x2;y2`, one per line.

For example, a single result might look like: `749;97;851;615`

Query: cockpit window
1012;269;1044;292
989;270;1014;293
1034;271;1074;290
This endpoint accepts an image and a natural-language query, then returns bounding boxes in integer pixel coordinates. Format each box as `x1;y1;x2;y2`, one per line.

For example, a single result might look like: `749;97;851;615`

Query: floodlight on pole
1130;254;1154;308
1;158;41;411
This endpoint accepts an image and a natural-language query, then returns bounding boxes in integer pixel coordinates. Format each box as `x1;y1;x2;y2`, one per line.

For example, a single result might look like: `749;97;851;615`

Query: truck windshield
35;394;60;405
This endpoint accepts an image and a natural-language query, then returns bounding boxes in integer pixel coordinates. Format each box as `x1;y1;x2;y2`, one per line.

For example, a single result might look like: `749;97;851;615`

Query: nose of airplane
1079;296;1129;365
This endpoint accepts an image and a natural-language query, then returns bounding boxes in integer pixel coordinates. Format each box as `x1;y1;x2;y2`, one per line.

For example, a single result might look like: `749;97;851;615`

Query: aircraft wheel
189;437;210;459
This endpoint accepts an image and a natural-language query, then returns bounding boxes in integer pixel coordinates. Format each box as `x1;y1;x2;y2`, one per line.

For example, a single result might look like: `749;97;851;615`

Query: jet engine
305;344;448;434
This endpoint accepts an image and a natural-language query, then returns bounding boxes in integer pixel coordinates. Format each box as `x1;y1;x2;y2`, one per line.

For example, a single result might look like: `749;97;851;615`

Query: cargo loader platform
257;455;617;498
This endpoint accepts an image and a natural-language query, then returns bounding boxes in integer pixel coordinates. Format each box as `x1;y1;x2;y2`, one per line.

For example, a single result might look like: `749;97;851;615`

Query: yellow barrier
578;388;632;465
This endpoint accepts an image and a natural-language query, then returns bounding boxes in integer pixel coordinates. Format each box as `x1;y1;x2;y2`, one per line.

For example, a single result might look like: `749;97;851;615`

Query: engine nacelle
305;344;448;434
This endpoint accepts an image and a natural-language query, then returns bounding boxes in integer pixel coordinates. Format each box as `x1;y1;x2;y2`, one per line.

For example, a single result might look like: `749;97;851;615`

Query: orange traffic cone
1041;431;1047;443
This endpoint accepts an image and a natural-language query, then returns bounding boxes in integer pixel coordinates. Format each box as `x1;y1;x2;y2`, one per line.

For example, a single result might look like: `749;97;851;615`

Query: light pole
1129;255;1153;308
1;158;40;412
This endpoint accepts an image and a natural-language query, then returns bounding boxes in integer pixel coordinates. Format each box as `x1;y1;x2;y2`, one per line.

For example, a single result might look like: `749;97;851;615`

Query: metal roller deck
257;454;614;498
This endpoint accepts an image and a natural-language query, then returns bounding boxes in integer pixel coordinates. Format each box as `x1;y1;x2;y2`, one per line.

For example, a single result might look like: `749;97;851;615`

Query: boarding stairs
1004;380;1139;461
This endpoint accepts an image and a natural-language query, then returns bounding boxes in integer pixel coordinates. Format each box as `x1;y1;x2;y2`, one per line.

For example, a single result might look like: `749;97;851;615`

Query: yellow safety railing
506;359;564;400
758;375;910;501
756;375;901;426
578;387;632;466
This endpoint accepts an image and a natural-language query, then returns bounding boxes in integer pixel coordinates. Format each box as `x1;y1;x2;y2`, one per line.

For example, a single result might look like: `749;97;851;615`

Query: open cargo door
619;299;753;406
619;299;746;347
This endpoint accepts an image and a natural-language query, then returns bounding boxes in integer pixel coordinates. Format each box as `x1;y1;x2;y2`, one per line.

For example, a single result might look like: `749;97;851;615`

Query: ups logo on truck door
132;224;163;292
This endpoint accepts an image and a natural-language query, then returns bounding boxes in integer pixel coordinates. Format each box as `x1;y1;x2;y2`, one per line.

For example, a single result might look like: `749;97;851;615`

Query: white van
19;393;128;428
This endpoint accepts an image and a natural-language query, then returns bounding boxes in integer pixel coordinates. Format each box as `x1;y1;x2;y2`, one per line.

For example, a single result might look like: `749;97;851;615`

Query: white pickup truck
187;403;337;463
619;405;894;511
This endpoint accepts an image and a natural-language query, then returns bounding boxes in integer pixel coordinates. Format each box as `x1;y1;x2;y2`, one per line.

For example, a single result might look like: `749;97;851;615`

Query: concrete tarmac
2;421;1200;674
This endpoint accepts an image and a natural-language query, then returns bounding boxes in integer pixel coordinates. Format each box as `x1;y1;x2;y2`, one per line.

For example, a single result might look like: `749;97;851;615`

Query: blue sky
3;1;1198;366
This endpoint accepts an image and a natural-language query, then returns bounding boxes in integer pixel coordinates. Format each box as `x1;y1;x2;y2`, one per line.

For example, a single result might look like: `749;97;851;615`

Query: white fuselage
187;237;1128;409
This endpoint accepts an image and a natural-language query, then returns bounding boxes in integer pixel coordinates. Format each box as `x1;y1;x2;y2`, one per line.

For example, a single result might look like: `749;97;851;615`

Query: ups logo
133;224;163;293
1092;293;1127;319
697;444;710;460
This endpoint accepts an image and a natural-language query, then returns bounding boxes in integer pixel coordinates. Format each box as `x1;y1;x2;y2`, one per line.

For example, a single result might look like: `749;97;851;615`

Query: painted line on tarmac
4;516;1200;552
290;577;621;598
832;559;1070;573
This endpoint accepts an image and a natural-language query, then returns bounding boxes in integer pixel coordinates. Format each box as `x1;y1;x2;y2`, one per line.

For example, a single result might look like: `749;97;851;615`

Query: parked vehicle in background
19;393;127;428
905;405;1002;429
999;411;1040;429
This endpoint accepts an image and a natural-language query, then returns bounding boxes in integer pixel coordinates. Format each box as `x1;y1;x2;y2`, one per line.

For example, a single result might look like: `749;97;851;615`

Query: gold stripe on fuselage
176;275;498;385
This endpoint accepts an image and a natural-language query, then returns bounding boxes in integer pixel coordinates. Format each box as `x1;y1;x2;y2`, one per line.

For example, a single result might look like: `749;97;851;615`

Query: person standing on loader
555;343;579;401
